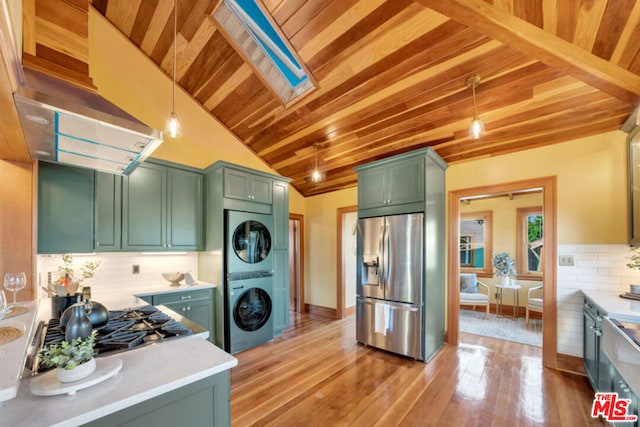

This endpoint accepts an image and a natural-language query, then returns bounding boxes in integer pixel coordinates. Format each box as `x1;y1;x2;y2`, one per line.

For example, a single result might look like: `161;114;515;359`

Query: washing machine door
233;287;273;332
227;211;273;275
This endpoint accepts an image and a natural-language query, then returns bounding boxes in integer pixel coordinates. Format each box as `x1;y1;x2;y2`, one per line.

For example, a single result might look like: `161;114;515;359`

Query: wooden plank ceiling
91;0;640;197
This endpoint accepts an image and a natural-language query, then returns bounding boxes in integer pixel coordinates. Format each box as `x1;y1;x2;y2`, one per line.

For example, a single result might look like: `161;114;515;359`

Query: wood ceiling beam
414;0;640;104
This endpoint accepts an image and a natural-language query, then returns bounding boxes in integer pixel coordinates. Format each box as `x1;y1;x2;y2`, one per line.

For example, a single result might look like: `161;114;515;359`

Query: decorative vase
63;303;93;342
500;275;510;286
56;357;96;383
51;293;81;319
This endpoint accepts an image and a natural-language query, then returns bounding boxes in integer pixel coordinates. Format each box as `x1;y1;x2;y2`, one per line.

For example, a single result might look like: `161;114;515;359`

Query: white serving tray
30;357;122;396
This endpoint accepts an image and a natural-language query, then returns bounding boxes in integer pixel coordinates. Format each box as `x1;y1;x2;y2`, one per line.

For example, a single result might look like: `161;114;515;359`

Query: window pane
460;218;486;269
527;213;543;273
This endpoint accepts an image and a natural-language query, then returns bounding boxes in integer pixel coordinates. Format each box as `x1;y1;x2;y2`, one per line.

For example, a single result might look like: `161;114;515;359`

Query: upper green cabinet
94;172;122;251
123;163;203;251
357;155;425;213
223;168;272;204
38;161;95;254
39;161;204;253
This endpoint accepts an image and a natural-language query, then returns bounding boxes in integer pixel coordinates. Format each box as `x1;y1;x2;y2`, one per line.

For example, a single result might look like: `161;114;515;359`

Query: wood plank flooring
230;313;604;426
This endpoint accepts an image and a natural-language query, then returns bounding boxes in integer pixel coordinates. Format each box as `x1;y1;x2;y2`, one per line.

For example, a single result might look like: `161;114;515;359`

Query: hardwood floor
230;313;604;426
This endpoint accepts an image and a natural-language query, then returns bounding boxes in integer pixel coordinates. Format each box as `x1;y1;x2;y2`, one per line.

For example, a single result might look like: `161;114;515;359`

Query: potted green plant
626;246;640;294
493;252;516;286
40;333;97;383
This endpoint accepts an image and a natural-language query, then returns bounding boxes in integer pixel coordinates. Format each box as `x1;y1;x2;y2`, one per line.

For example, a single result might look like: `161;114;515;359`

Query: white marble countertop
0;287;236;426
0;301;39;403
581;290;640;322
1;336;237;427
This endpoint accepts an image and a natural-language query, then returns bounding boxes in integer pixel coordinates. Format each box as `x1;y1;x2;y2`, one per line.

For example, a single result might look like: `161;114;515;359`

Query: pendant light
311;143;321;182
466;75;485;139
165;0;182;139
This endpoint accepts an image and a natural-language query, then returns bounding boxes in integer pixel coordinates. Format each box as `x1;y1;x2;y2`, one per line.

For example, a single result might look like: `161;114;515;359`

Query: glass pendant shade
469;117;485;139
165;112;182;139
311;169;321;182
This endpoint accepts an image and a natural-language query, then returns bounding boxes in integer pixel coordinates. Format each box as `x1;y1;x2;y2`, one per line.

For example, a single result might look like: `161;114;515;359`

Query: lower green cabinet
143;288;215;344
85;370;230;427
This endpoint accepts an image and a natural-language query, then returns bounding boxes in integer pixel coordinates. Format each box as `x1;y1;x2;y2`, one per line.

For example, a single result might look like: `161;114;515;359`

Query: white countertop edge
0;301;39;403
5;336;237;427
52;354;238;427
130;282;217;297
580;289;640;322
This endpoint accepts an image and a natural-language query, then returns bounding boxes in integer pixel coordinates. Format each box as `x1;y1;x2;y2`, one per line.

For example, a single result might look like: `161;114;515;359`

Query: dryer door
227;211;274;275
233;287;273;332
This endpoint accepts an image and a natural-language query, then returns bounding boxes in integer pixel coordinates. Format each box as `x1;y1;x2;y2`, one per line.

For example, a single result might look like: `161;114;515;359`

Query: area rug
459;309;542;347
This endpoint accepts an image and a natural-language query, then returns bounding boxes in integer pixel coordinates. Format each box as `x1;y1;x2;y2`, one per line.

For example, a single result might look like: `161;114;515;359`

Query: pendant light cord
172;0;177;114
471;79;478;119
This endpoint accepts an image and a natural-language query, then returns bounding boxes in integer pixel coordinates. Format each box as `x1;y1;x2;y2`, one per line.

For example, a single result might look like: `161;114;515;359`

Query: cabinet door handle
181;307;186;312
596;316;603;322
180;295;192;300
187;306;191;311
594;329;602;336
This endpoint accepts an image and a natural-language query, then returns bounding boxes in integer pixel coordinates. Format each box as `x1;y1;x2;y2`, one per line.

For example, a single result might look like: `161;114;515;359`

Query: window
212;0;316;106
517;206;543;278
460;211;493;277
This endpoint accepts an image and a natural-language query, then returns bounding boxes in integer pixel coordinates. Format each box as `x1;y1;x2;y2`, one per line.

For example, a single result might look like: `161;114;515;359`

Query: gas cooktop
28;305;195;375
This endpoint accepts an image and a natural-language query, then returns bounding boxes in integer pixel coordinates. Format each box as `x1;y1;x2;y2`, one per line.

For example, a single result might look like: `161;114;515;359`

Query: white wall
556;244;640;357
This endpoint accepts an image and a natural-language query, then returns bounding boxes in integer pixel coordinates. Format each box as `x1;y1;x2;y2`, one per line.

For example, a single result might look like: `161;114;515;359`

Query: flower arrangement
55;254;101;294
626;246;640;270
40;333;96;371
492;252;516;277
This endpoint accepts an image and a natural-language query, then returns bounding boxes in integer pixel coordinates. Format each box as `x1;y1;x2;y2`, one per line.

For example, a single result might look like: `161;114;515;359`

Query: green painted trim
353;147;448;172
204;160;292;183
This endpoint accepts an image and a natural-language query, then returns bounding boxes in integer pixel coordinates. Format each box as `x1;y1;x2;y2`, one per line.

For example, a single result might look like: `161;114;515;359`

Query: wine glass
4;272;26;306
0;290;6;319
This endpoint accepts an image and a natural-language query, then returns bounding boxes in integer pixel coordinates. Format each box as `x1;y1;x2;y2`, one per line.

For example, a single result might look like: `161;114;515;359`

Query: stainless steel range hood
14;68;163;175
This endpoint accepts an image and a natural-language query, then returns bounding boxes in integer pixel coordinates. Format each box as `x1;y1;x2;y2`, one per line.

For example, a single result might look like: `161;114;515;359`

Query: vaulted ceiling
42;1;640;195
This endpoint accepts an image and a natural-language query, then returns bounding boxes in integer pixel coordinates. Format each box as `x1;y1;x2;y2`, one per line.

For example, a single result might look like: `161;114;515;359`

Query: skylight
213;0;315;105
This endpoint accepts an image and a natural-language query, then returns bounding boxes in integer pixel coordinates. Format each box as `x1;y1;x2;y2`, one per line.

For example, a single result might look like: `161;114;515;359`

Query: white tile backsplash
557;243;637;357
37;252;198;298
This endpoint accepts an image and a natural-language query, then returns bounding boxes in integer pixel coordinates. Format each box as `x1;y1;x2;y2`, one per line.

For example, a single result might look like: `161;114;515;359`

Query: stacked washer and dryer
224;210;275;354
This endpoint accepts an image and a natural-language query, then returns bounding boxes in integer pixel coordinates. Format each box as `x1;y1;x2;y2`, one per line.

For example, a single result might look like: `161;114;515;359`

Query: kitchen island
1;287;237;427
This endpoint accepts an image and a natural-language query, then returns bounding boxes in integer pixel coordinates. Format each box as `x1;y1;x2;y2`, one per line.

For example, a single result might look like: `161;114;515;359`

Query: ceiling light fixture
311;143;321;182
165;0;182;139
466;75;485;139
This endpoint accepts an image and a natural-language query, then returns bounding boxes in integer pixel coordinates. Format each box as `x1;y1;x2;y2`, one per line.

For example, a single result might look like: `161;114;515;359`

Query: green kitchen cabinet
272;180;290;335
610;366;639;427
223;168;272;204
583;296;612;393
354;147;448;362
122;162;203;251
94;171;122;251
38;161;95;254
356;154;425;216
85;371;230;427
143;288;215;344
201;161;291;348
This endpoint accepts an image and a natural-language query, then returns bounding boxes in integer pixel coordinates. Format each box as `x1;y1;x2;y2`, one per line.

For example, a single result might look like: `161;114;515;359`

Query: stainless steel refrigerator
356;213;424;360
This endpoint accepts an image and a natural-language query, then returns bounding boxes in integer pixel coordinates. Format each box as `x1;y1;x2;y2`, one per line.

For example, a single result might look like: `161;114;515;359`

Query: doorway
337;206;357;319
289;214;304;313
448;177;557;369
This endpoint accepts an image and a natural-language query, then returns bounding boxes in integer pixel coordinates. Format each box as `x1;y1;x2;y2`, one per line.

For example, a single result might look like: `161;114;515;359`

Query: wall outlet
558;255;575;266
132;265;140;274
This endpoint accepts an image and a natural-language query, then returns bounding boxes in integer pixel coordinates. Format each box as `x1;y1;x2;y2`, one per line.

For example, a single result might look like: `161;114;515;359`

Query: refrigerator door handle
385;223;391;293
378;224;385;286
